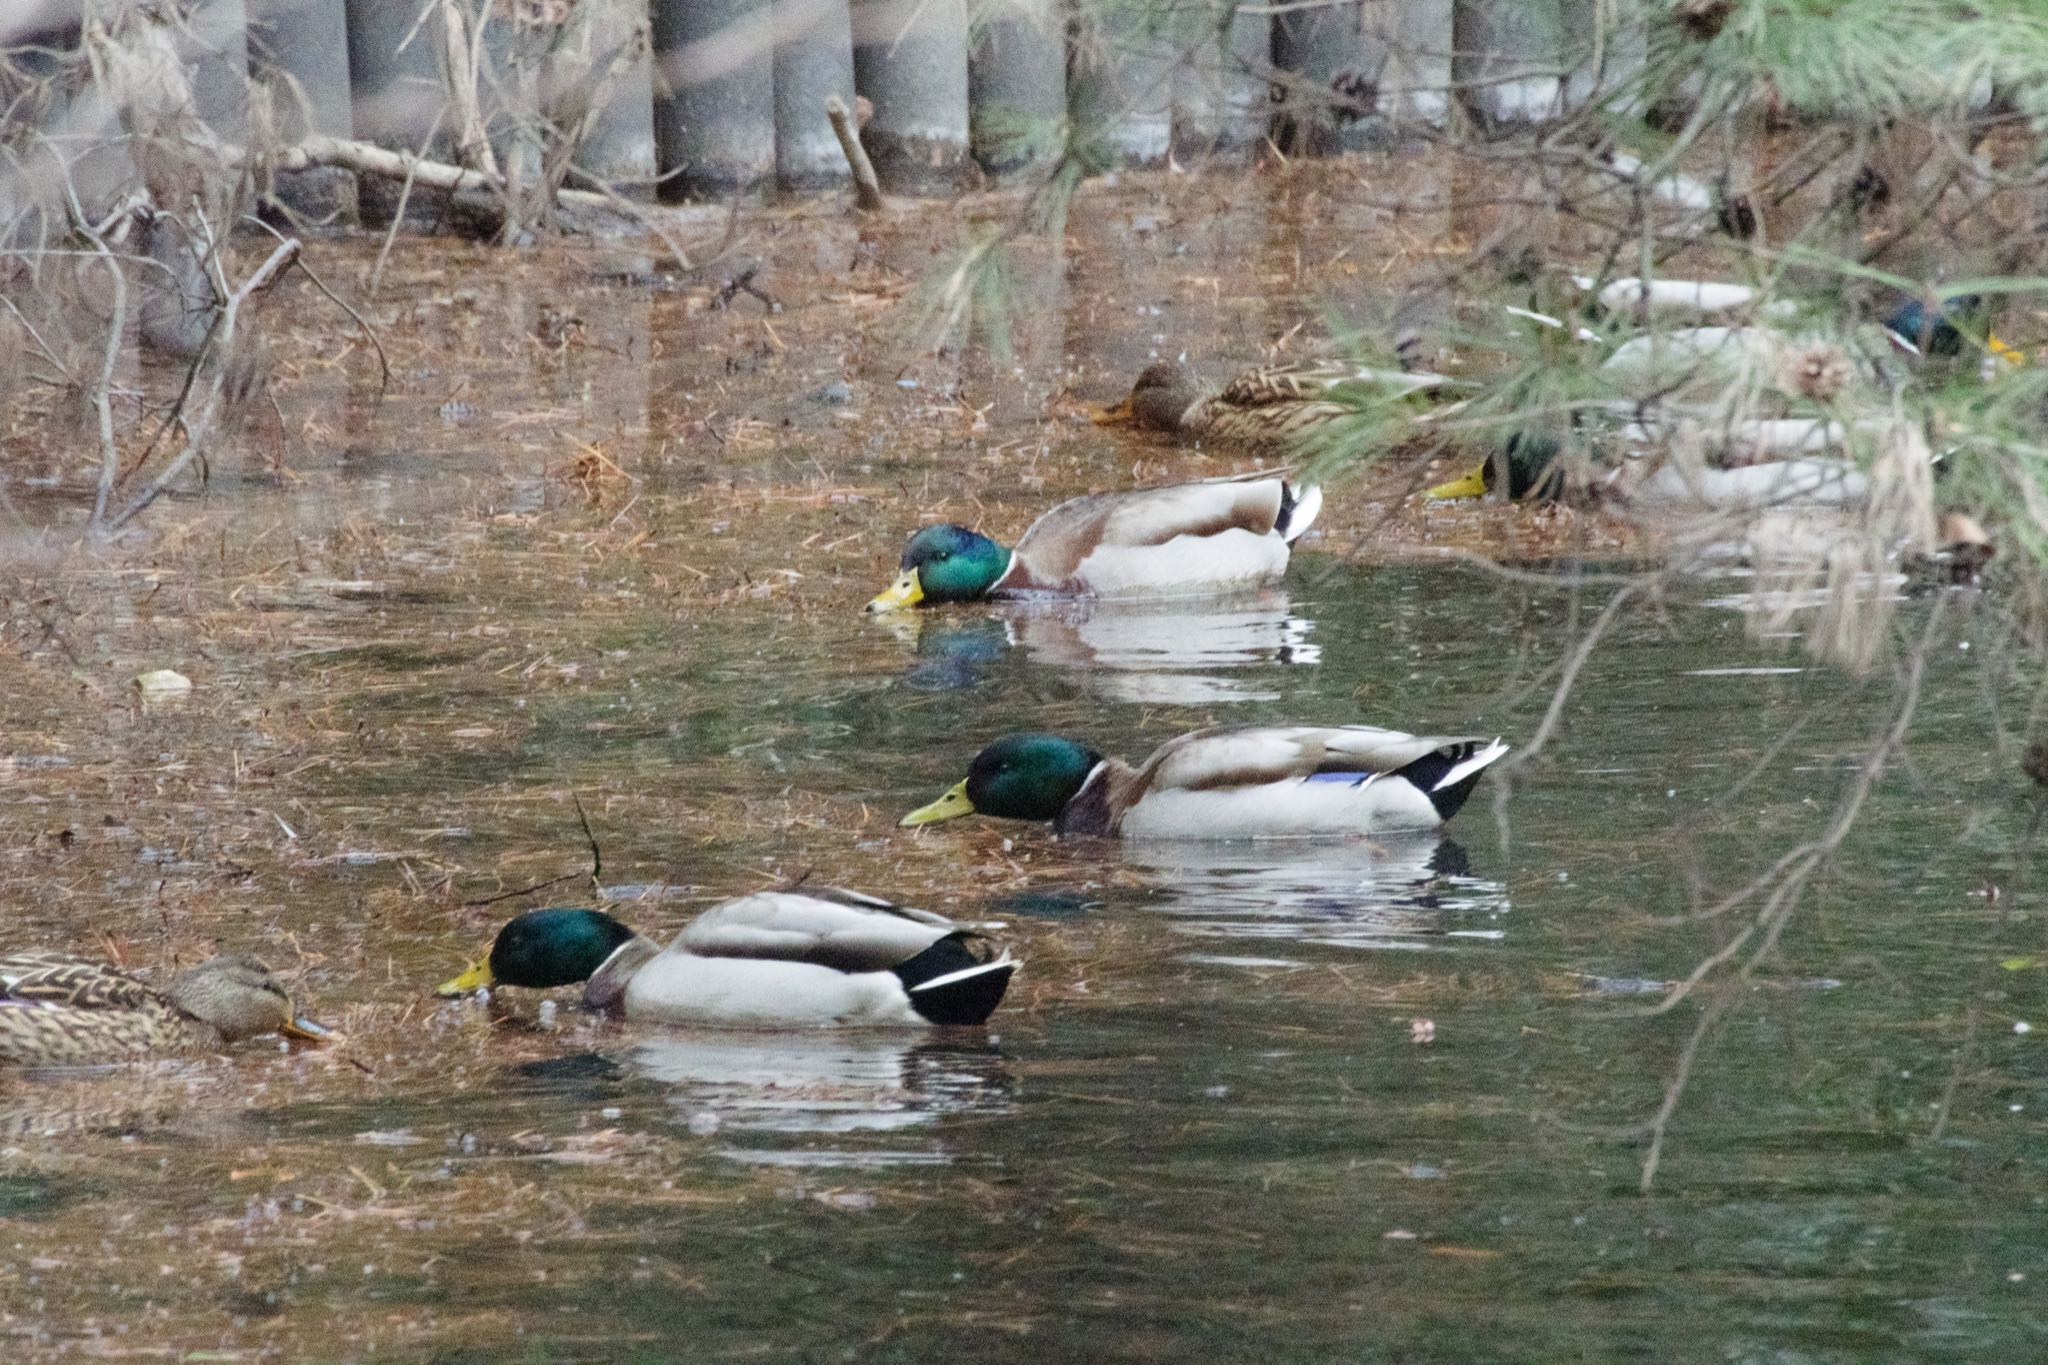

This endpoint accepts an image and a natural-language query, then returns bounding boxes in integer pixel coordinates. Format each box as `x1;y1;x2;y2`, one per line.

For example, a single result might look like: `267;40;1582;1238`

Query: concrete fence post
1068;0;1175;170
653;0;776;198
773;0;858;191
247;0;358;222
1270;0;1367;155
187;0;251;140
852;0;972;193
1169;0;1267;160
344;0;451;221
1453;0;1564;125
968;0;1065;176
1372;0;1452;128
559;0;658;192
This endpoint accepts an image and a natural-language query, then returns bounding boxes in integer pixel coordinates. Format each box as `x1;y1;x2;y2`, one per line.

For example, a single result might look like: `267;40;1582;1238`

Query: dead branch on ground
824;96;885;213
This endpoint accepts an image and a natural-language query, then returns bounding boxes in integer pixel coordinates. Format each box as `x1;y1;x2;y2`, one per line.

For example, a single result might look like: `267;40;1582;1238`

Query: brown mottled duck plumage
0;952;318;1066
1097;360;1442;452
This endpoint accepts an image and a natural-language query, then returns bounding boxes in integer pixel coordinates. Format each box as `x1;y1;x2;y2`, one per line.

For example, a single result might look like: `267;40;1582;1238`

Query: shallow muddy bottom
0;160;2042;1360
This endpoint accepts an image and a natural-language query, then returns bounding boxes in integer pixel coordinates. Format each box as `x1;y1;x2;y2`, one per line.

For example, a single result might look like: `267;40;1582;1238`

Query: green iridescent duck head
901;733;1105;825
866;524;1013;612
437;908;639;994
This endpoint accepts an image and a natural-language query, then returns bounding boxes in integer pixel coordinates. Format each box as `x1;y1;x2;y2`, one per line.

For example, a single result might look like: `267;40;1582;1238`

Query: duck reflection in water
1121;835;1508;958
888;589;1319;703
524;1032;1018;1144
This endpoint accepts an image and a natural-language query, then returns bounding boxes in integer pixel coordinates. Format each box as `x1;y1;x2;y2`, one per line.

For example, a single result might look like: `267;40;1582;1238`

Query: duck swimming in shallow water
0;952;329;1066
902;725;1509;838
1426;292;2019;504
866;476;1322;612
1094;360;1453;450
438;891;1016;1029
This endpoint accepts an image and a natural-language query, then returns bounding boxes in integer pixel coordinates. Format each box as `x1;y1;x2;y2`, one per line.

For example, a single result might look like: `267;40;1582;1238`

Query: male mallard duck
0;952;328;1066
437;890;1016;1028
1426;423;1880;508
1424;432;1573;501
1426;292;2015;505
1883;294;2021;367
866;476;1322;612
1094;360;1452;449
1570;278;2015;359
902;725;1509;838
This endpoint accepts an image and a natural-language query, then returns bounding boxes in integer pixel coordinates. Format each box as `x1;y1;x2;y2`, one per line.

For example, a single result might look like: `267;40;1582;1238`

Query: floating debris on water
133;669;192;698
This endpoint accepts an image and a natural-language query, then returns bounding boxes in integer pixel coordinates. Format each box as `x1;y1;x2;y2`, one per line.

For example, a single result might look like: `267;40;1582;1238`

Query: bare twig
296;257;391;393
573;792;603;886
561;161;696;270
107;237;300;532
1635;599;1945;1191
824;96;885;213
246;214;393;395
369;109;446;299
1507;582;1637;769
79;225;127;531
462;872;581;908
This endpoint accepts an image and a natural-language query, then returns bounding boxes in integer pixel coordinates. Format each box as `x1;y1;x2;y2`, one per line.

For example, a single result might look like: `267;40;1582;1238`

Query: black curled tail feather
1392;739;1509;822
892;935;1016;1026
1275;481;1323;544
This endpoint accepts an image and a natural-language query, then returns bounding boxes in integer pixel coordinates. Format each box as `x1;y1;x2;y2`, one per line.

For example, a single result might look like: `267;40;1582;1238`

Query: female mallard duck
1094;360;1453;449
866;476;1322;612
902;725;1509;838
437;889;1015;1028
0;952;328;1066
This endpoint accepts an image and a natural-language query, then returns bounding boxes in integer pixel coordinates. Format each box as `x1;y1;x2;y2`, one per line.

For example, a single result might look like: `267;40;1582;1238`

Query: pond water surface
0;162;2042;1360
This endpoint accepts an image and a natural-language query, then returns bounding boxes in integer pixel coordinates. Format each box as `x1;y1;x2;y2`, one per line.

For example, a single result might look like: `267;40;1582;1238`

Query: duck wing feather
1007;479;1290;590
0;952;161;1011
677;889;969;973
1134;725;1499;794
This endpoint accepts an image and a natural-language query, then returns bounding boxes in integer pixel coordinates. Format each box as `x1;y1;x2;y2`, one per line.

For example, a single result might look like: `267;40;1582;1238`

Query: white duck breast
1631;458;1868;508
1602;326;1782;379
1071;527;1291;599
1119;775;1449;838
1577;276;1804;324
621;954;928;1028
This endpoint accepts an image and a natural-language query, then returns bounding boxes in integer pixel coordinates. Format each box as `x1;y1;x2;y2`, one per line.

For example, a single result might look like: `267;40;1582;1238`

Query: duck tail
893;937;1017;1026
1278;483;1323;543
1394;738;1511;822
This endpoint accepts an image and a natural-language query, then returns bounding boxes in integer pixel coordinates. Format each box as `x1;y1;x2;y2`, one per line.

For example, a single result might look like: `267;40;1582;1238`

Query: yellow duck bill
1425;464;1490;500
436;961;494;996
900;780;976;826
1091;397;1137;425
865;568;925;613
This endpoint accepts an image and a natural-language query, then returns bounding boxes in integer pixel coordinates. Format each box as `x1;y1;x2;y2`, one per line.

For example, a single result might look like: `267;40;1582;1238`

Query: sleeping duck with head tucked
902;725;1509;839
866;475;1321;612
438;889;1016;1029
